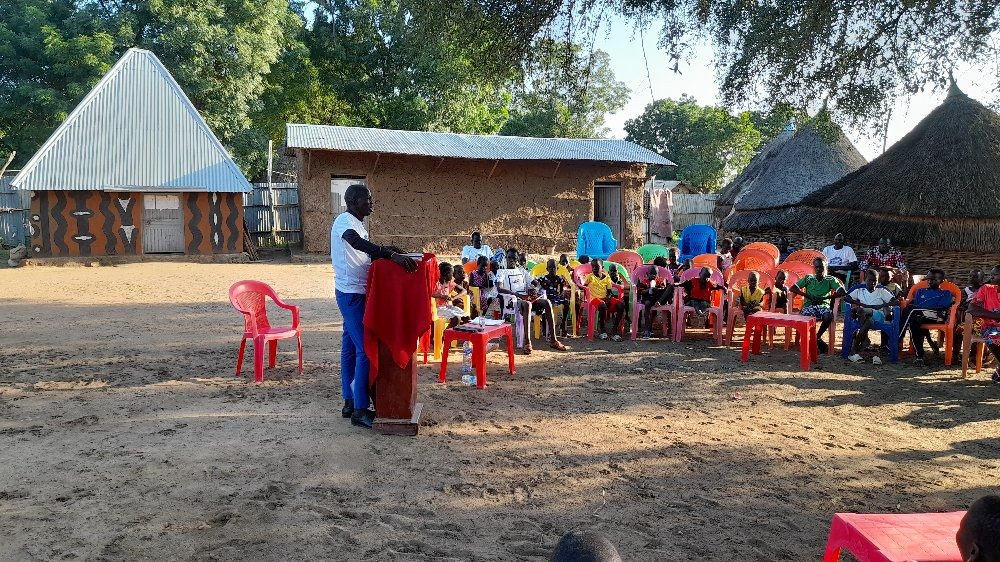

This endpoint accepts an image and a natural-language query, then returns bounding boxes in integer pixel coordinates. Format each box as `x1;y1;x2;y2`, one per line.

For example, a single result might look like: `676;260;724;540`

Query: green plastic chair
525;260;537;271
637;244;670;264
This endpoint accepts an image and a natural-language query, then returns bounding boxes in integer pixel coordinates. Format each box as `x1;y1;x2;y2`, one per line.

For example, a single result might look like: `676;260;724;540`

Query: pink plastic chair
725;270;775;347
629;265;673;340
572;263;625;341
672;266;725;343
229;280;303;383
608;250;644;275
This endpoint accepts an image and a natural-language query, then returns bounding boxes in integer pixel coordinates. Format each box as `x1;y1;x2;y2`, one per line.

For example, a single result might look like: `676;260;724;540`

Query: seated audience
878;269;904;297
844;269;898;362
956;495;1000;562
717;238;734;271
736;272;766;319
777;237;794;262
968;265;1000;383
772;270;789;312
584;259;626;342
860;237;908;276
497;248;566;353
432;262;468;328
460;231;493;264
637;264;673;339
537;259;572;338
789;258;846;353
731;235;746;256
469;256;498;317
898;268;953;366
822;233;859;284
551;530;622;562
678;266;724;315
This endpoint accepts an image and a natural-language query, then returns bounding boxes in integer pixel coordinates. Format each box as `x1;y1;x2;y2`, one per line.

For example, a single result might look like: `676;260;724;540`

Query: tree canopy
625;95;761;190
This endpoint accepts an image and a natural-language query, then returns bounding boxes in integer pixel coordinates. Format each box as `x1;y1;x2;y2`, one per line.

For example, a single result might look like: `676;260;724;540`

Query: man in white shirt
822;233;859;285
496;248;566;353
844;269;898;362
331;184;416;429
460;232;493;264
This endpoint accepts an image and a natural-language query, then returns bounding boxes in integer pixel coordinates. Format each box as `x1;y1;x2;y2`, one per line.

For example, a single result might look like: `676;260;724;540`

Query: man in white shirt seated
822;233;859;285
843;269;898;363
496;247;566;353
460;232;493;264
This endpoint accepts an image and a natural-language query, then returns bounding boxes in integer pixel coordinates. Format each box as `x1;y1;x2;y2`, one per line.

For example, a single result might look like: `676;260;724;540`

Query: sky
593;14;996;160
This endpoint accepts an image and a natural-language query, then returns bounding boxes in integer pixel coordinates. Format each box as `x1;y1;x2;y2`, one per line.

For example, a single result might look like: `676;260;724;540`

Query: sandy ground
1;261;999;561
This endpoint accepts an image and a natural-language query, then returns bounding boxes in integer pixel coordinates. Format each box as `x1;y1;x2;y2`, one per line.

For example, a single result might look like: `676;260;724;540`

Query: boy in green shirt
790;257;846;353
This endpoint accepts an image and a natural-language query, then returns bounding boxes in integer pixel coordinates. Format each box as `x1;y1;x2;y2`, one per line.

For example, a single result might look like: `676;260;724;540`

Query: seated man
789;257;846;353
822;233;859;285
898;268;953;366
584;259;626;341
843;269;898;363
460;231;493;265
638;264;674;339
860;237;908;279
967;265;1000;384
777;237;795;262
956;495;1000;562
496;248;566;353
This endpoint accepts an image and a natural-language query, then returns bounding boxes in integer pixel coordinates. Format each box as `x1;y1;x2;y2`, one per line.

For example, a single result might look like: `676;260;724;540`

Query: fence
672;192;718;232
0;174;30;247
243;183;301;247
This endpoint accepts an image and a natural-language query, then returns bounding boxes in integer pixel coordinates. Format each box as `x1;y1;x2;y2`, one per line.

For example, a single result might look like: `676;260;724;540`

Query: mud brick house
285;124;672;255
13;48;251;258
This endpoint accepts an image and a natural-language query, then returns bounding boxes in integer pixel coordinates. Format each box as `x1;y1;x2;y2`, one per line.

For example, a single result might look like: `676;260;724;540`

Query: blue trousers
336;290;369;409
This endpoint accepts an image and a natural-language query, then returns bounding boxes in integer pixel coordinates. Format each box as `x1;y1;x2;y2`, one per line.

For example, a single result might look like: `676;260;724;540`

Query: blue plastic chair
576;222;617;260
840;283;901;363
678;224;717;263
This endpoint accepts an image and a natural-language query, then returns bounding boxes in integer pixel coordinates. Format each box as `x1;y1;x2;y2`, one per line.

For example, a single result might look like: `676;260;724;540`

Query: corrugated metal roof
12;49;251;193
286;124;674;166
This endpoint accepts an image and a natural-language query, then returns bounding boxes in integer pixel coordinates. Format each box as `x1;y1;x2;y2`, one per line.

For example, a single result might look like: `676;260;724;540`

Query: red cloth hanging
363;253;437;385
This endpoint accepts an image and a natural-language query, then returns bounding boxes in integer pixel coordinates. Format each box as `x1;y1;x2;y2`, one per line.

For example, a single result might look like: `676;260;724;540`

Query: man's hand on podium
390;251;418;272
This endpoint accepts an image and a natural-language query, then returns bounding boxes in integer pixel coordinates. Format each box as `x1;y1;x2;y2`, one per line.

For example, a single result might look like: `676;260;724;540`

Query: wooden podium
373;341;422;436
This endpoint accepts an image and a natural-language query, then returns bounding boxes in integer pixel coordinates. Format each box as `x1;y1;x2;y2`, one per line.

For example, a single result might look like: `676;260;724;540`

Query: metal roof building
286;124;674;166
13;48;251;193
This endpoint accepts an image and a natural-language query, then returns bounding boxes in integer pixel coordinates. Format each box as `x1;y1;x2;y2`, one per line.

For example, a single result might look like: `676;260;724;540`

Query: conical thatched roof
720;123;866;231
791;88;1000;252
712;124;795;223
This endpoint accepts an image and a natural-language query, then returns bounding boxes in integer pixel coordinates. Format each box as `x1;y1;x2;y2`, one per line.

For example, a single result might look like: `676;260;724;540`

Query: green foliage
501;39;630;138
619;0;1000;128
625;95;761;191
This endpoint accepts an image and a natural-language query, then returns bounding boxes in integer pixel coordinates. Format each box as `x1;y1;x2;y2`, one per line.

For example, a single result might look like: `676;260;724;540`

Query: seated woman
432;262;468;328
968;265;1000;383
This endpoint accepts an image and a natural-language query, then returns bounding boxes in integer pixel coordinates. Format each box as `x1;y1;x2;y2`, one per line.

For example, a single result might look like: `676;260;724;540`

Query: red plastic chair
572;263;625;341
629;264;673;340
784;249;826;264
742;242;780;264
728;249;778;282
672;266;725;342
608;250;644;275
229;280;303;383
779;260;815;281
691;253;719;269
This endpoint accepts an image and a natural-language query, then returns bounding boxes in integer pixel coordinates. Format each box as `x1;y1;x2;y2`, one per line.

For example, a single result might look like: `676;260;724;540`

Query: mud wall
297;150;648;255
29;191;242;257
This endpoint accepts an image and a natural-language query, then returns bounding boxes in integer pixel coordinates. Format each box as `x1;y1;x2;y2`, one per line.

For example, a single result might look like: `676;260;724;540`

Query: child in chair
538;259;572;337
772;270;789;312
432;262;467;328
638;265;673;339
584;259;626;341
679;267;724;315
469;256;498;319
736;271;766;319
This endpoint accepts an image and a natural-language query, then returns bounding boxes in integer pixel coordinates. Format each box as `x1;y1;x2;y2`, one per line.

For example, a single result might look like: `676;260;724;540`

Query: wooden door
142;193;184;253
594;182;622;241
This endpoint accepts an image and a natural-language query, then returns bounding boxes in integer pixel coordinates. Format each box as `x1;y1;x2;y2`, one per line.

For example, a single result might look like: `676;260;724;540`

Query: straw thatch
789;86;1000;253
712;125;795;224
720;123;866;232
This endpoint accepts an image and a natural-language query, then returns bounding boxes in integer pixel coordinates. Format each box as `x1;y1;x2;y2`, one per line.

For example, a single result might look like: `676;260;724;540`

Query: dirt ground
1;261;998;561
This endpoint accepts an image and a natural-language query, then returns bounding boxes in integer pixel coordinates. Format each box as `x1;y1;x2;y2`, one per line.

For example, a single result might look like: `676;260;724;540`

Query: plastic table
741;311;818;370
439;323;516;389
822;512;965;562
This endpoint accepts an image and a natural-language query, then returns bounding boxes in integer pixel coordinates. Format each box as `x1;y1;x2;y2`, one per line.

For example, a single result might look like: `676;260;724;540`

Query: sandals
550;340;567;351
612;334;623;342
522;344;532;355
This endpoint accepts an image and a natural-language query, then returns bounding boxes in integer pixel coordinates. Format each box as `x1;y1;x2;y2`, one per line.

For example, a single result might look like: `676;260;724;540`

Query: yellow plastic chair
431;293;471;361
528;263;577;338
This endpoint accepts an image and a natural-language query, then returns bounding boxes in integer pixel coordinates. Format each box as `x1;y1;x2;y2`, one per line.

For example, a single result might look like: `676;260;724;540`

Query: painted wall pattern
29;191;241;257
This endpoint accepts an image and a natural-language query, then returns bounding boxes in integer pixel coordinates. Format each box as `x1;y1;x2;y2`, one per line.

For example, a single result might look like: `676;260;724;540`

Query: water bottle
461;374;477;386
461;342;473;374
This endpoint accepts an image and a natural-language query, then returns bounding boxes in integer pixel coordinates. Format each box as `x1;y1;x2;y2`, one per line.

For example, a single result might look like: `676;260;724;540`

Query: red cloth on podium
363;253;437;385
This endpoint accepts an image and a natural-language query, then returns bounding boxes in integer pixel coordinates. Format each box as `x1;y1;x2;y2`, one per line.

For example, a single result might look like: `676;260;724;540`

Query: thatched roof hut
783;85;1000;278
721;123;866;233
712;123;796;225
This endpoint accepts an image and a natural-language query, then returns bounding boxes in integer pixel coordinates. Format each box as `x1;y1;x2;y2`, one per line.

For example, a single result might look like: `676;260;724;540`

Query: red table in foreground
741;311;818;370
823;512;965;562
439;323;516;389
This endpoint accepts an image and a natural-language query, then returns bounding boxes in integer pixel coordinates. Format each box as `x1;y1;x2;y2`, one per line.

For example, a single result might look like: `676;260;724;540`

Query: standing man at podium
331;184;417;429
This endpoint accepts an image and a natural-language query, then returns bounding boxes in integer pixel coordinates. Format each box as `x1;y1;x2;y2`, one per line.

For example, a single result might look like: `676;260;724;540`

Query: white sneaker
848;353;863;363
599;333;609;340
872;356;883;365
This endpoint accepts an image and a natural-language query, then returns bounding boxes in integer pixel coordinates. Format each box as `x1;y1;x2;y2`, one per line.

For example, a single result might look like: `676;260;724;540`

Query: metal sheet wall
0;175;30;245
243;183;301;246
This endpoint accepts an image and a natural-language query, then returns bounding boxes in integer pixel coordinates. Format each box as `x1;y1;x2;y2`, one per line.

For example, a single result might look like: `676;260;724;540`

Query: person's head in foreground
551;530;622;562
990;265;1000;285
747;271;758;291
608;266;621;284
957;495;1000;562
777;237;789;252
471;231;483;248
489;259;500;274
927;268;945;289
646;266;658;282
452;263;466;285
547;259;559;277
438;262;453;283
476;255;488;273
813;257;827;278
878;269;892;286
732;236;745;254
878;237;892;253
591;259;603;276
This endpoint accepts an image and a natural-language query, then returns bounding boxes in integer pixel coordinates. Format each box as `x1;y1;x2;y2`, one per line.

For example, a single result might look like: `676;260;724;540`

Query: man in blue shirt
899;268;954;366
